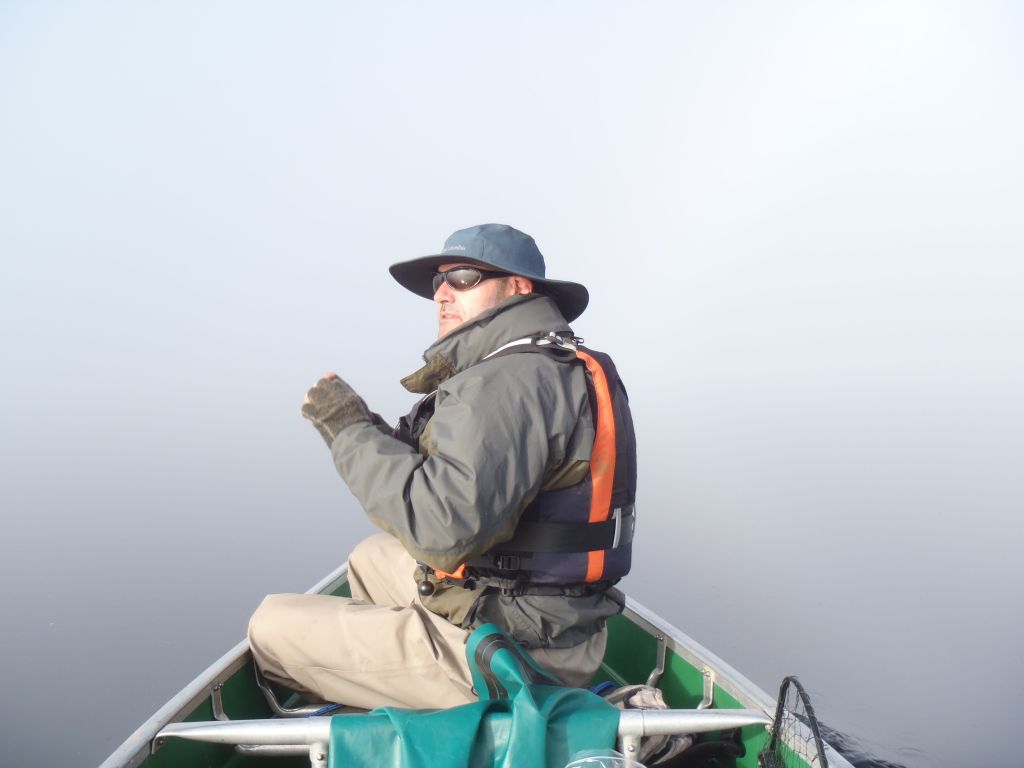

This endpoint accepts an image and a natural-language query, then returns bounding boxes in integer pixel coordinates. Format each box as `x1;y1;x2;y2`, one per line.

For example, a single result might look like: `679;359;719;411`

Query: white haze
1;3;1021;767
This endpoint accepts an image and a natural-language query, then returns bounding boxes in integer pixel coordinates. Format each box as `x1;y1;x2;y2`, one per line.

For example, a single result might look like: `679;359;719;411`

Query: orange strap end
434;564;467;580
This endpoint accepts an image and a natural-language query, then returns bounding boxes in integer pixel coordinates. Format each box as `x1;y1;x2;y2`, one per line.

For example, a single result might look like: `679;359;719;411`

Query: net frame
759;676;829;768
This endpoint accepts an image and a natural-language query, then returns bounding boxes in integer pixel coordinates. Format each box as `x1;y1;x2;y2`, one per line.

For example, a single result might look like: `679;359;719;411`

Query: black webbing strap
472;506;635;562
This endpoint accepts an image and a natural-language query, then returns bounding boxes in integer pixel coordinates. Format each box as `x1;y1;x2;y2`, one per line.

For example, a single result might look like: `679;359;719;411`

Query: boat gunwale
620;599;854;768
99;562;352;768
620;597;776;713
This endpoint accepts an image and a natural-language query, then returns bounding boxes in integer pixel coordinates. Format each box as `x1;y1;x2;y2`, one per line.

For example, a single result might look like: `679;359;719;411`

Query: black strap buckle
494;554;522;571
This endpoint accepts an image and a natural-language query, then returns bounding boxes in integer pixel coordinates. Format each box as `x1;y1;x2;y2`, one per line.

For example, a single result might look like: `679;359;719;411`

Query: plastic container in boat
564;748;647;768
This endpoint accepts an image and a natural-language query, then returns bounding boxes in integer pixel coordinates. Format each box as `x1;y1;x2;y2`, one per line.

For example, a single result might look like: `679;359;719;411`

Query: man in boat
248;223;636;710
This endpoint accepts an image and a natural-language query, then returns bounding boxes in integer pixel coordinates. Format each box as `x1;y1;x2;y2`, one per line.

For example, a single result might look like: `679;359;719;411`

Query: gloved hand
301;373;373;447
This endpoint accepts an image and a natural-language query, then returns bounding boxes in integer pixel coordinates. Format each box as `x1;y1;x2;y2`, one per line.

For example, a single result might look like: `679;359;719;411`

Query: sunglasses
432;267;510;293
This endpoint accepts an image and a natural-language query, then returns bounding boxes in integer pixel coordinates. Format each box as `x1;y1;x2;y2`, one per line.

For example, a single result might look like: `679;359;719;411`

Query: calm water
821;727;913;768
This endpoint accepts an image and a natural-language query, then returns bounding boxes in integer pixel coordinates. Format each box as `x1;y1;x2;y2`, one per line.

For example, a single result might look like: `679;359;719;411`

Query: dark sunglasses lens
433;268;483;293
447;268;482;290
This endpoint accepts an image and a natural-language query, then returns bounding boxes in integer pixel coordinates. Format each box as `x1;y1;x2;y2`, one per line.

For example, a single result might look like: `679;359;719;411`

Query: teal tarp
328;624;619;768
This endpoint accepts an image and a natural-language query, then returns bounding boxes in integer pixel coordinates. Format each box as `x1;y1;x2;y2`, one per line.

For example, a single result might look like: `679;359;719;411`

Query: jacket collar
401;294;572;394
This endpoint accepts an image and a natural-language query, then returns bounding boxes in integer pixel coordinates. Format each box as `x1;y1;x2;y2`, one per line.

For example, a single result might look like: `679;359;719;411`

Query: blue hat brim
389;254;590;323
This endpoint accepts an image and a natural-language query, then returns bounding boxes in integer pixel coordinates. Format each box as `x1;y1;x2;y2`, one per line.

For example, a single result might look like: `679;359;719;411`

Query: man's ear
511;276;534;295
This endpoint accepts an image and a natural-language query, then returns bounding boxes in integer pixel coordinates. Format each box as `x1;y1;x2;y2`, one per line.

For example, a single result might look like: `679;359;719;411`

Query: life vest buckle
533;331;580;352
494;554;522;571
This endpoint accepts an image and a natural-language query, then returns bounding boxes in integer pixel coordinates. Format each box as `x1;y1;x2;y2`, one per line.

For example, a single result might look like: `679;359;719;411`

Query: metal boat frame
101;563;851;768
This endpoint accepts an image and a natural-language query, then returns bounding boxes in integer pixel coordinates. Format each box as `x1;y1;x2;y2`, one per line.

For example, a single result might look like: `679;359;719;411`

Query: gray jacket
331;294;622;648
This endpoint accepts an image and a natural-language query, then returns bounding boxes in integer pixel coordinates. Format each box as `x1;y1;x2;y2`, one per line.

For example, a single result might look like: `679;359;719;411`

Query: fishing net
759;676;828;768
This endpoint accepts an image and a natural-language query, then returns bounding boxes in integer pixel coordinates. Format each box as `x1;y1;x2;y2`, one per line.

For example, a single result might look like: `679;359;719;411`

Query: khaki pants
248;533;607;710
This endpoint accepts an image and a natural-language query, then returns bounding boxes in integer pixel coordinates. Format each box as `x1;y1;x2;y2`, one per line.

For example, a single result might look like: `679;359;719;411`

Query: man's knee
248;594;296;662
349;532;406;572
347;534;417;607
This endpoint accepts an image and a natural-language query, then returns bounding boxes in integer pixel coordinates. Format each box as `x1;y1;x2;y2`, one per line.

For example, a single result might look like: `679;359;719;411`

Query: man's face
434;263;526;338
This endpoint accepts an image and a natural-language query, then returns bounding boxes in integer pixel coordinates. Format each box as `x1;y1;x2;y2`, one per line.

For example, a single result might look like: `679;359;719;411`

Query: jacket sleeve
329;356;583;571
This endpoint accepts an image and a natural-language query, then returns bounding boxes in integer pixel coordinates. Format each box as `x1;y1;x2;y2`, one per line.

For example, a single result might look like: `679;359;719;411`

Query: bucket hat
389;223;589;322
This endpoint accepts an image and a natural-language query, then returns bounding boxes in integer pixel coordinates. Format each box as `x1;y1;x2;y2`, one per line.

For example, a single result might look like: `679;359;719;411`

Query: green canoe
101;563;850;768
